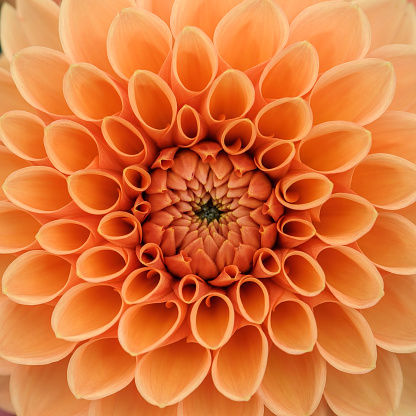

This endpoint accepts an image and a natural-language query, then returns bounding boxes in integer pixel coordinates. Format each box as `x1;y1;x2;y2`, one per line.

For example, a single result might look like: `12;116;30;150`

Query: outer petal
396;352;416;416
136;0;175;25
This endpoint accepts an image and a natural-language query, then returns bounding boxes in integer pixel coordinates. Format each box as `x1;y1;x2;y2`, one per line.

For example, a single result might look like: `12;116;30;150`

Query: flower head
0;0;416;415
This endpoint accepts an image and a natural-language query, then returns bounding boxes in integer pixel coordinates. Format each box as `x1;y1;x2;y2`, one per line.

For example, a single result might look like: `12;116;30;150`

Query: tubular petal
213;0;289;71
108;8;172;80
51;283;124;341
309;58;396;125
59;0;135;76
316;246;384;309
2;250;72;305
251;248;281;278
135;338;211;407
313;193;378;245
396;353;416;415
259;41;319;100
259;346;326;416
174;105;208;148
277;212;315;248
10;357;89;416
123;165;152;198
136;243;165;270
324;348;403;416
173;274;210;304
11;46;73;115
0;299;76;365
67;337;136;400
98;212;142;248
362;274;416;353
357;212;416;274
217;119;256;155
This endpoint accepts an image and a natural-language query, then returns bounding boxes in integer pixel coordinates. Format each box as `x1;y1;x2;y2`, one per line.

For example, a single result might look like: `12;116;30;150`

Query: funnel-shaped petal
173;274;210;304
136;243;165;270
0;148;30;201
251;248;281;278
277;212;315;248
98;212;142;248
123;165;152;198
174;105;208;148
217;119;256;155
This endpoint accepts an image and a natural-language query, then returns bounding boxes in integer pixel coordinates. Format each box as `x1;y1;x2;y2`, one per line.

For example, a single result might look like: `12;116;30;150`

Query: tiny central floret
195;199;223;223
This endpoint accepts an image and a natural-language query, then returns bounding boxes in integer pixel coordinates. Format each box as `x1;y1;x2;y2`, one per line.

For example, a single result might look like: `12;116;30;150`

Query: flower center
195;199;223;223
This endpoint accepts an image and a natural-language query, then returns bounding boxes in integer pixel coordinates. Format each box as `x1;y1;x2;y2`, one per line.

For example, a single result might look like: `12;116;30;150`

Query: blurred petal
396;352;416;416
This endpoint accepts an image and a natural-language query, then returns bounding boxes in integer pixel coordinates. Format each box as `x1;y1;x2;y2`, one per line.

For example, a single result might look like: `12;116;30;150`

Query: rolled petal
324;348;403;416
122;267;173;304
190;292;235;349
267;291;317;354
63;63;124;122
11;46;73;116
313;193;378;245
59;0;135;76
309;58;396;125
259;346;326;416
0;298;76;365
51;283;124;341
362;274;416;353
357;212;416;274
314;301;377;374
259;41;319;100
277;212;316;248
217;118;256;155
98;212;142;248
123;165;152;199
108;7;172;80
136;243;165;270
118;299;187;355
298;121;371;174
0;110;47;162
0;201;40;253
173;105;208;148
255;98;313;142
275;171;333;210
251;248;281;278
213;0;289;71
135;338;211;407
67;337;136;400
2;166;72;214
2;250;72;305
316;246;384;309
128;70;177;147
350;154;416;210
173;274;211;304
396;352;416;415
288;1;371;72
44;120;99;174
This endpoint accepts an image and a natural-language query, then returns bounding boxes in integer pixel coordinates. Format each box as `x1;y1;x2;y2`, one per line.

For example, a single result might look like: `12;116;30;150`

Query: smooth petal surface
396;352;416;416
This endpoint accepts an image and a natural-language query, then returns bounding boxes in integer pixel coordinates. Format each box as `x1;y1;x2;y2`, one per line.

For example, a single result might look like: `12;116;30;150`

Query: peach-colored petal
63;63;124;122
251;248;281;278
310;58;396;125
98;212;142;248
136;243;165;269
108;7;171;80
179;375;263;416
51;283;124;341
67;337;135;400
0;357;16;376
135;338;211;407
324;347;403;416
0;201;40;253
0;374;14;414
213;0;289;71
317;246;384;309
10;357;90;416
190;292;235;349
123;165;152;200
2;250;73;305
118;298;187;355
396;352;416;416
173;105;208;148
136;0;175;25
173;274;210;304
314;301;377;374
259;41;319;100
288;1;371;72
313;193;378;245
128;70;177;147
44;120;100;174
298;121;371;174
362;274;416;353
259;346;326;416
274;0;332;23
215;119;255;155
0;110;47;162
0;298;76;365
357;212;416;274
11;46;73;116
277;212;316;248
59;0;135;76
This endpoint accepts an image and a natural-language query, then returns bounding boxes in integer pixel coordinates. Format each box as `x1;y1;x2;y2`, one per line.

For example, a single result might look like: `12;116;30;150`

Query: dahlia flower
0;0;415;415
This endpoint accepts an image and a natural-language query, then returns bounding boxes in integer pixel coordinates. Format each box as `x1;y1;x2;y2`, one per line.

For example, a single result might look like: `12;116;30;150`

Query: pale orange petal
274;0;331;23
173;105;208;148
396;352;416;416
276;212;316;248
0;374;14;414
136;0;175;25
173;274;211;303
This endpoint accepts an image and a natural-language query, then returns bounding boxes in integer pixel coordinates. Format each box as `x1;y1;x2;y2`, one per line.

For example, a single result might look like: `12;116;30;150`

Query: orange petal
357;212;416;274
0;374;14;414
10;357;90;416
276;212;316;248
312;193;378;245
123;165;152;199
0;357;16;376
136;0;175;25
288;1;371;72
59;0;135;76
0;298;76;365
213;0;289;71
298;121;371;174
135;338;211;407
173;274;211;304
173;105;208;148
362;274;416;353
396;352;416;415
251;247;281;278
274;0;332;23
67;337;135;400
216;118;256;155
259;346;326;416
324;348;403;416
316;246;384;309
118;299;188;355
136;243;165;270
51;282;124;341
309;58;395;125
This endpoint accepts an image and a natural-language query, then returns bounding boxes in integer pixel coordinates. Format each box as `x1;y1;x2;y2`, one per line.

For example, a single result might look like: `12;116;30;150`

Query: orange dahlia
0;0;416;415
